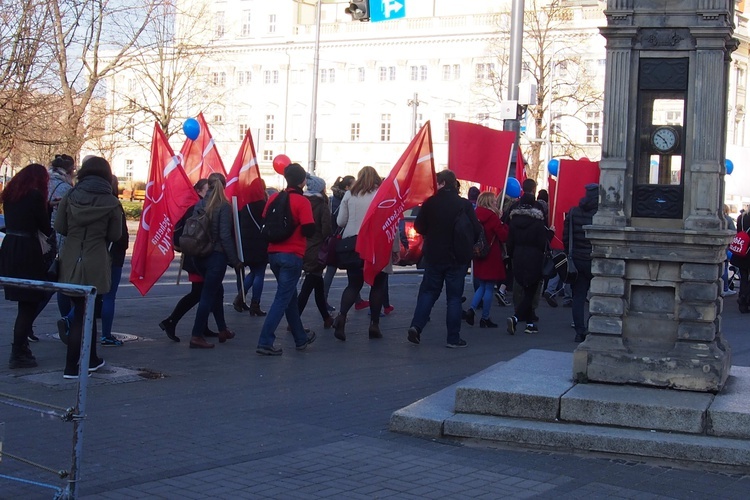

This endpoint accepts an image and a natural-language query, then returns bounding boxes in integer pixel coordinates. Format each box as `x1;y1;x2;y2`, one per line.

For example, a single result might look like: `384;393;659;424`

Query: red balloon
272;154;291;175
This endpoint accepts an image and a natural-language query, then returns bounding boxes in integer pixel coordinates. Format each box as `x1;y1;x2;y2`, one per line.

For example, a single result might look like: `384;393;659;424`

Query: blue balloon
506;177;522;198
725;159;734;175
727;249;733;260
548;158;560;177
183;118;200;141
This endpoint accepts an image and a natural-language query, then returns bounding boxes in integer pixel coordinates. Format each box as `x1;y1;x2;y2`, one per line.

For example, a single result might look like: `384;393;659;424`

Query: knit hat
306;174;326;194
284;163;307;187
468;186;480;202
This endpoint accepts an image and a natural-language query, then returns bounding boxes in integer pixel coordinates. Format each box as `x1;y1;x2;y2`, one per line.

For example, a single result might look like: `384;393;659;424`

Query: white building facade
89;0;750;206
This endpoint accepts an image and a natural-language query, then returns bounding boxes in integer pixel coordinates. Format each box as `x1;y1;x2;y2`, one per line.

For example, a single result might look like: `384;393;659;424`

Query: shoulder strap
49;181;66;202
247;205;261;230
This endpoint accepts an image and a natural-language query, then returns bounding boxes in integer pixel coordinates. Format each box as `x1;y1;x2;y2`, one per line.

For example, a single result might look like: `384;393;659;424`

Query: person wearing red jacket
465;192;509;328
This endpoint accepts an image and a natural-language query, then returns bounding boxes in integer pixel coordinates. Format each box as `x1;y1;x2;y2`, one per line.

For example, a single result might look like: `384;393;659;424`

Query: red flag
357;122;437;285
180;113;227;184
130;123;200;295
448;120;515;189
548;159;600;250
226;129;262;208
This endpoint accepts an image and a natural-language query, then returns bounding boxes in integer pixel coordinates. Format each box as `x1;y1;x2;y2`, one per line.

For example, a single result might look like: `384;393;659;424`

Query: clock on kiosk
651;125;680;154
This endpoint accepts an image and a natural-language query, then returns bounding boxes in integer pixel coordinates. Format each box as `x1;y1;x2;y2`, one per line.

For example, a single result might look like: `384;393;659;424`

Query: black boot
369;322;383;339
249;300;266;316
159;318;180;342
233;294;250;312
9;343;37;369
333;314;346;341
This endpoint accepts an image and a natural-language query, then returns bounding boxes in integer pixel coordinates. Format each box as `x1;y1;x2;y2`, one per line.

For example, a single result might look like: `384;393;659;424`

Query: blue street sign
370;0;406;23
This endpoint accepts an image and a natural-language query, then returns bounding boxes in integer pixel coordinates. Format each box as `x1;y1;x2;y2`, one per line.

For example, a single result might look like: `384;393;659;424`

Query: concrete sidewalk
1;260;749;498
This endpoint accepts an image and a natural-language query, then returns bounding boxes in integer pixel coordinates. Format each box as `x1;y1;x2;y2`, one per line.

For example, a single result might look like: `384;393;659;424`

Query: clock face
652;126;678;153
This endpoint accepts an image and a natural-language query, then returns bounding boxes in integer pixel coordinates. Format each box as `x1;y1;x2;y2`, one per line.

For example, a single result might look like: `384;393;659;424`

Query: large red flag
225;129;262;208
448;120;515;189
357;122;437;285
180;112;227;184
548;158;600;250
480;149;527;194
130;123;200;295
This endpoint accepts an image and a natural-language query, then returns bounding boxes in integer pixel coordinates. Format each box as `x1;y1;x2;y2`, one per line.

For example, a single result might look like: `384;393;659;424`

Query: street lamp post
308;0;323;174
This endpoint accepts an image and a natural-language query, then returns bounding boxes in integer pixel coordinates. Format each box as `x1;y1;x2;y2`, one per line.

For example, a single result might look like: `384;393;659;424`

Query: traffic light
345;1;370;22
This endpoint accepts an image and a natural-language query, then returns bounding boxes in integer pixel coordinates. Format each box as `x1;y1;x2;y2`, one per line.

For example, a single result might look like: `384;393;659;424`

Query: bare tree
485;0;604;181
47;0;159;156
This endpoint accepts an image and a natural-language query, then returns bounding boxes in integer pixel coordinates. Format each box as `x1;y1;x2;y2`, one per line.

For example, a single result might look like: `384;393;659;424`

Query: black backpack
178;207;213;257
261;191;296;243
452;207;477;263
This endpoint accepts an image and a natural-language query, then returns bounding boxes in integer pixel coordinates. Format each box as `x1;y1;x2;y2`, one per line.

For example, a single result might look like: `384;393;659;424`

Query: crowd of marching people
2;155;747;370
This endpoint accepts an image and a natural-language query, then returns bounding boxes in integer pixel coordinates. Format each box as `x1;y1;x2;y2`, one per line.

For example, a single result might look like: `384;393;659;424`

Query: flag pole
231;196;247;307
499;142;516;215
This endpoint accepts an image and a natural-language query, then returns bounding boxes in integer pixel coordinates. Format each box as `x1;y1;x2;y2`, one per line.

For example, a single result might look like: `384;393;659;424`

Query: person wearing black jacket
563;183;599;342
506;193;553;335
233;178;269;316
407;169;481;349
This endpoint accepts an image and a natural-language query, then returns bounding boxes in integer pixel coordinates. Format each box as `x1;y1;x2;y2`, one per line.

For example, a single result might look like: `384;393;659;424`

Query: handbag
318;229;342;266
39;231;58;281
729;217;750;257
335;235;362;270
564;214;579;284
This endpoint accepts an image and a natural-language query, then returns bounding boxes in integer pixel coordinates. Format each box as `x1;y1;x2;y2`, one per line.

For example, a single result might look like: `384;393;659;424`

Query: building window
442;64;461;80
211;72;226;86
550;114;562;143
666;111;682;125
476;113;490;127
268;14;276;33
389;67;396;80
444;113;455;141
127;79;136;92
380;113;391;142
586;111;600;143
380;66;396;81
475;63;495;80
264;70;279;84
357;67;365;82
237;118;249;141
265;115;275;141
125;159;134;181
212;114;223;123
263;150;274;161
237;71;251;86
410;66;424;81
126;119;134;140
351;122;360;141
291;69;305;84
214;11;225;37
241;10;252;37
320;68;335;83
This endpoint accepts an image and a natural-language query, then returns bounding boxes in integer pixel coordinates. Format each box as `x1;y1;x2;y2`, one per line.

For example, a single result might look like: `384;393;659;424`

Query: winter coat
416;187;482;266
193;191;240;268
109;204;130;268
0;189;53;302
472;206;509;281
303;194;332;275
330;187;345;233
337;189;376;239
55;176;122;294
562;186;599;261
239;199;269;267
507;202;550;287
48;167;73;227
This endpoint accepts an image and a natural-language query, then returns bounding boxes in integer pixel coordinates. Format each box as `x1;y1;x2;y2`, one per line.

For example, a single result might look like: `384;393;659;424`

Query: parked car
396;207;424;267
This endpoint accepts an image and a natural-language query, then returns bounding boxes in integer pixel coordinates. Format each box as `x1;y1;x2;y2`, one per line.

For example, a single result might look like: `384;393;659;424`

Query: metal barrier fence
0;276;97;500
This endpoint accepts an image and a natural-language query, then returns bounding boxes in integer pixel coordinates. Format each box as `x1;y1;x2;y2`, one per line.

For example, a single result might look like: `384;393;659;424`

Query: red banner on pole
548;158;600;250
448;120;516;189
130;123;199;295
225;129;262;208
357;122;437;285
180;112;227;184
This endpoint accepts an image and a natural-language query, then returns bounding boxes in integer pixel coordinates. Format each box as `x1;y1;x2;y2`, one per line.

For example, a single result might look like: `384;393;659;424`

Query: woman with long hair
159;179;222;342
188;173;241;349
465;192;508;328
323;175;355;308
233;177;269;316
55;156;122;378
0;164;52;368
332;166;396;341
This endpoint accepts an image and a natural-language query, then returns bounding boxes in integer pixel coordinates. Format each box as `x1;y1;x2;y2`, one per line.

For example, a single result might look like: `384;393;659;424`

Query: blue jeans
100;266;123;338
257;253;308;348
410;263;467;344
470;279;494;320
571;258;593;335
239;263;267;302
191;252;228;338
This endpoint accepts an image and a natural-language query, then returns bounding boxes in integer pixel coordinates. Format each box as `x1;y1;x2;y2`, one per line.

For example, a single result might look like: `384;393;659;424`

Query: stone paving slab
709;366;750;439
453;349;574;420
561;381;713;433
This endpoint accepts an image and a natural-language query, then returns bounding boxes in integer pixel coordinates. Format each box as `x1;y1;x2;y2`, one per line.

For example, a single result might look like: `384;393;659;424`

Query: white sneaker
722;289;737;296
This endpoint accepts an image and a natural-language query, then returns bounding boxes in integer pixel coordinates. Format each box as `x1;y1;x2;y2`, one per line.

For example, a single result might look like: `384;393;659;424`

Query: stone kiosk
574;0;737;392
